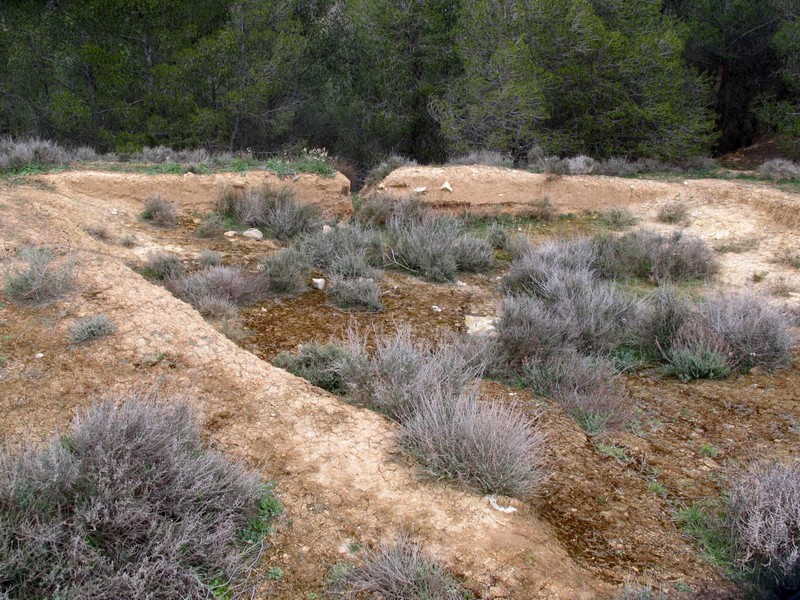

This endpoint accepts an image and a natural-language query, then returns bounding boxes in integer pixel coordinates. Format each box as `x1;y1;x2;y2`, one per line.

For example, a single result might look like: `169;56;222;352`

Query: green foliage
272;343;351;394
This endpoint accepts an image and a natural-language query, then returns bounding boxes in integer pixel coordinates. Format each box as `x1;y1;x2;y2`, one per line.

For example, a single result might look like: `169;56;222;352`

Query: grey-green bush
299;223;383;279
399;388;548;497
333;535;465;600
140;194;178;227
327;277;383;311
198;249;222;267
3;247;74;305
663;326;732;382
0;392;279;599
272;343;351;393
168;266;267;308
726;462;800;588
261;247;309;296
69;314;116;345
141;251;184;281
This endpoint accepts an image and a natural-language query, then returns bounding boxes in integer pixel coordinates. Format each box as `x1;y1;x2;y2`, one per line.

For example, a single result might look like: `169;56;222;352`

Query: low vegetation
141;251;184;281
327;277;383;312
260;247;310;296
0;392;280;598
3;247;74;305
216;186;321;239
68;314;116;345
656;202;690;225
331;535;467;600
139;194;178;227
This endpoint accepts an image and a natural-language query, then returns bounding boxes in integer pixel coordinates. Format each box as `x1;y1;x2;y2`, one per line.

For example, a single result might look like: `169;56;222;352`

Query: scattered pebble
431;305;442;312
311;278;326;290
224;230;237;237
440;181;453;192
322;224;333;235
34;352;44;359
111;208;118;215
455;280;467;287
413;186;427;194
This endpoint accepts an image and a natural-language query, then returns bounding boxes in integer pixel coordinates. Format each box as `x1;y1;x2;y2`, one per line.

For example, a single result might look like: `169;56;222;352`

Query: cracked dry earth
1;167;799;599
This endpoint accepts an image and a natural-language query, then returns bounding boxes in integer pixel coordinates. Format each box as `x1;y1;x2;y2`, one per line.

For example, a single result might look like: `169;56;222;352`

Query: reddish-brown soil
1;166;799;599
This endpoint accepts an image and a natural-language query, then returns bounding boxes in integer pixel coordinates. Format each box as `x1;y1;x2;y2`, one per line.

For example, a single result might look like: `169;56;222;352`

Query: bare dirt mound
375;165;800;228
36;168;353;217
0;176;610;598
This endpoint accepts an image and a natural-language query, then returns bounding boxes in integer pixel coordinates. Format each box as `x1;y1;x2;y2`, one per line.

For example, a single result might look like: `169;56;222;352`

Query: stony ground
1;166;799;598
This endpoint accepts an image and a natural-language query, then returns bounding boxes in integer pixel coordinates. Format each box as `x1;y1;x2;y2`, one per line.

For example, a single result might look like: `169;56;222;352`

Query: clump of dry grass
598;207;639;229
332;535;466;600
713;236;760;254
141;251;184;281
3;247;75;305
140;194;178;227
327;277;383;311
69;314;116;345
84;225;112;242
656;202;690;225
519;197;557;221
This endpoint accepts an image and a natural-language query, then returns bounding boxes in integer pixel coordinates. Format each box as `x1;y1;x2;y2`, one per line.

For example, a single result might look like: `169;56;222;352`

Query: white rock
242;228;263;240
312;278;326;290
111;208;118;215
440;181;453;192
431;305;442;313
465;315;496;336
413;186;427;194
377;183;386;190
455;280;467;287
34;352;44;359
224;230;238;237
322;224;333;235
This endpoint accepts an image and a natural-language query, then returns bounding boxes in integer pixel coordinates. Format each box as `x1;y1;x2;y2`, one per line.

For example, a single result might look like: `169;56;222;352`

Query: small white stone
455;280;467;287
224;230;237;237
431;305;442;313
683;180;689;185
322;224;333;235
242;228;263;240
111;208;118;215
440;181;453;192
413;186;427;194
465;315;496;336
312;278;326;290
34;353;44;359
377;183;386;190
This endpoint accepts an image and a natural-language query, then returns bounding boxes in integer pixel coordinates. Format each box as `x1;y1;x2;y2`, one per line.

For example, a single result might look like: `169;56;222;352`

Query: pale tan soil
2;167;799;598
34;168;352;218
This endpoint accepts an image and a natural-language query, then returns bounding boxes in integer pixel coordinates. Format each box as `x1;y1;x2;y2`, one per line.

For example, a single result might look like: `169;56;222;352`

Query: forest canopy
1;0;798;166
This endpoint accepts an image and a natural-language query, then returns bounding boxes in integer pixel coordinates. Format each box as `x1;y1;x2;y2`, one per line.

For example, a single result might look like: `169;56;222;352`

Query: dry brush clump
656;202;690;225
168;265;268;310
0;136;71;171
0;392;280;599
758;159;800;181
3;247;75;305
68;314;116;345
141;251;184;281
327;277;383;311
299;224;383;279
363;154;418;188
331;535;466;600
140;194;178;227
726;462;800;589
216;186;321;239
260;247;310;296
273;343;352;394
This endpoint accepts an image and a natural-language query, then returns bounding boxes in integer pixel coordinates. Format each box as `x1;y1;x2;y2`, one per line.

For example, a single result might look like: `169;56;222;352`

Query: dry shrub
272;343;351;394
194;295;239;320
663;325;732;382
216;186;321;239
446;149;512;167
354;192;397;226
3;247;75;305
195;213;227;238
773;247;800;269
327;277;383;311
0;392;278;599
635;286;692;357
120;234;136;248
140;194;178;227
695;290;794;372
328;155;358;185
594;229;719;282
85;225;112;241
727;462;800;588
169;266;267;308
656;202;690;225
141;251;184;281
523;352;631;434
519;197;557;221
260;247;309;296
216;188;265;227
387;216;492;282
0;136;69;171
598;157;640;177
502;238;597;296
299;224;383;279
713;236;760;254
399;388;548;497
335;535;465;600
495;295;574;365
758;159;800;181
599;207;638;229
363;154;417;188
69;314;116;345
565;155;598;174
198;249;222;267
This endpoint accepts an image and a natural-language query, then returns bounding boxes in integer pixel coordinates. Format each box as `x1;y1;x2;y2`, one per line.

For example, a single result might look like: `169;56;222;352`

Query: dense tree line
0;0;797;167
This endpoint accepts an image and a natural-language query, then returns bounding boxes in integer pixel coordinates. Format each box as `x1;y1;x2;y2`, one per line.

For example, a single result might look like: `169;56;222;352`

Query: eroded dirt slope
0;177;608;599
